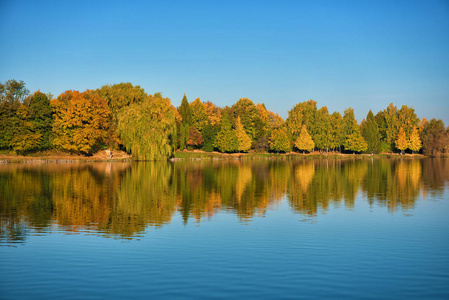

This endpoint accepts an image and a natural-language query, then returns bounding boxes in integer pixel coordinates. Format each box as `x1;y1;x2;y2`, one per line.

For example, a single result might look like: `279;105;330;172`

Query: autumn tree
398;105;419;138
408;126;422;154
97;82;147;148
190;98;208;132
270;127;291;153
117;93;178;160
421;119;448;156
187;128;204;149
231;98;257;141
97;82;147;116
295;125;315;153
52;90;111;155
286;100;317;142
395;127;408;154
235;116;252;152
361;110;381;153
215;113;238;153
204;101;222;127
344;120;368;154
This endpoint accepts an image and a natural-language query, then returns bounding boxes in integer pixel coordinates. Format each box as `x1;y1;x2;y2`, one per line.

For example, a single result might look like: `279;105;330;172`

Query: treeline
1;79;448;159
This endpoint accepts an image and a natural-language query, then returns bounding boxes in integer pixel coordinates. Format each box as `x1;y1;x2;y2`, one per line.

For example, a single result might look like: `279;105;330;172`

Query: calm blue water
1;159;448;299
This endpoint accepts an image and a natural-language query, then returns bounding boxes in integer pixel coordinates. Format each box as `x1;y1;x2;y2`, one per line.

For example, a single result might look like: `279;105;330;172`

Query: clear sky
1;0;448;123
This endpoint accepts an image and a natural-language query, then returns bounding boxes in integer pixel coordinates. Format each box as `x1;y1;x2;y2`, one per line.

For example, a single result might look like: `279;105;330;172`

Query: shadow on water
1;158;448;244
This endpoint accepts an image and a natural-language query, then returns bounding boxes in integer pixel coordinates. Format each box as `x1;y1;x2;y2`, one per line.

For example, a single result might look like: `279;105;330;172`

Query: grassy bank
173;150;426;161
0;149;434;164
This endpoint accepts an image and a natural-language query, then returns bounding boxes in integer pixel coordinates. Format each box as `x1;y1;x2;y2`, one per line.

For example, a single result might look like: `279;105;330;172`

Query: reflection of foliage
117;94;178;160
288;160;368;215
2;159;449;243
113;162;178;235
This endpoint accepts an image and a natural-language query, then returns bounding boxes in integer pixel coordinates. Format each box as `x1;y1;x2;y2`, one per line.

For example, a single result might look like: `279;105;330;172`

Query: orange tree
52;90;111;155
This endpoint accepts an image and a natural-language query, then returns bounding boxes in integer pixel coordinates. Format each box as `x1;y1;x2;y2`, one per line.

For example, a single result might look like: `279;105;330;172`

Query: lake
1;158;448;299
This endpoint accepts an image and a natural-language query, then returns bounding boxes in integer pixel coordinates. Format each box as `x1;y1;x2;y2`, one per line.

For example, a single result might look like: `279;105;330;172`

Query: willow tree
117;94;178;160
97;82;147;148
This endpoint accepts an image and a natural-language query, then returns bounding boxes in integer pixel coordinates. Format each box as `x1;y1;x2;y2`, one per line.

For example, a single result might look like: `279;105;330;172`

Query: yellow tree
408;126;422;153
190;98;208;131
52;90;111;155
235;116;252;152
395;127;408;154
204;101;222;127
117;93;178;160
295;125;315;153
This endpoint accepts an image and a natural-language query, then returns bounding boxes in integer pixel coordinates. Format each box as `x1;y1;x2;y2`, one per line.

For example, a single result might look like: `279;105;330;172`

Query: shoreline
0;150;436;164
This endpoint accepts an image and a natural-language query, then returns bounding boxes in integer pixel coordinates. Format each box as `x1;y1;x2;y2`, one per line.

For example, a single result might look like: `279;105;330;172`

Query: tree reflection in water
1;158;448;243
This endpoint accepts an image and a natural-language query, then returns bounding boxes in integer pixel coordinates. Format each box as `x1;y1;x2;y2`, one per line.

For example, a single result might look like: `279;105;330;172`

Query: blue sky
1;0;448;123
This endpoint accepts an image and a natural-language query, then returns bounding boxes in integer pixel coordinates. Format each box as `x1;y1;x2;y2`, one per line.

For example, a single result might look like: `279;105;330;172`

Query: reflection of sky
1;190;448;299
1;1;448;124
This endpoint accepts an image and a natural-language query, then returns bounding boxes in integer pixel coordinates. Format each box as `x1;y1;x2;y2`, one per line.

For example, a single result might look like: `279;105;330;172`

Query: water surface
1;158;448;299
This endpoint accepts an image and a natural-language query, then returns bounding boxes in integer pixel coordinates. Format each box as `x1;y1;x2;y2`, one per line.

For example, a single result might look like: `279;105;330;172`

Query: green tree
395;127;408;154
52;90;111;155
384;103;400;150
374;110;391;152
117;94;178;160
11;91;53;154
190;98;208;132
215;113;238;153
97;82;147;116
235;116;252;152
295;125;315;153
361;110;381;153
312;106;330;151
286;100;317;142
342;107;356;138
408;126;422;154
345;120;368;154
329;111;344;152
231;98;257;141
202;123;218;152
177;94;192;149
270;127;291;153
0;79;30;150
421;119;448;156
178;94;192;126
253;103;271;151
97;83;147;148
